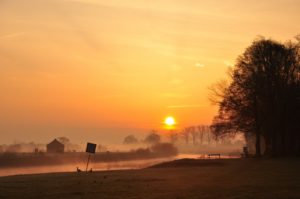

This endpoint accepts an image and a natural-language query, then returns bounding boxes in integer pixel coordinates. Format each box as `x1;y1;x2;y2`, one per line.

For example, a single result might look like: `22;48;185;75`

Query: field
0;158;300;199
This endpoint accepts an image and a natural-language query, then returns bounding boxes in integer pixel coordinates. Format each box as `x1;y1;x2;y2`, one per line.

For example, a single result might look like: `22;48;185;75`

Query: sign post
85;142;97;172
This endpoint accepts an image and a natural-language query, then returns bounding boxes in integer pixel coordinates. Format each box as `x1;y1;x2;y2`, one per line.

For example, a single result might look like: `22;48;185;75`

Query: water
0;154;240;177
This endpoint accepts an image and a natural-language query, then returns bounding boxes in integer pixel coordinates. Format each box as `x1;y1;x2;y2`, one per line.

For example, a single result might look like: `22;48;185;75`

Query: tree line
210;36;300;157
123;126;241;146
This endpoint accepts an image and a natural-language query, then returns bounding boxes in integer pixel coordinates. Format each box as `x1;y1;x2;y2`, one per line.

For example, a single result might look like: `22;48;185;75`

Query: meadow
0;158;299;199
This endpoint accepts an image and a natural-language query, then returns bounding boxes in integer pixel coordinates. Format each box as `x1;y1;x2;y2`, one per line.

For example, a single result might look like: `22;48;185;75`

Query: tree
97;144;108;152
189;126;198;145
169;132;179;144
123;135;138;144
181;128;190;145
144;131;161;144
197;125;204;144
211;37;300;157
57;137;70;145
150;143;178;156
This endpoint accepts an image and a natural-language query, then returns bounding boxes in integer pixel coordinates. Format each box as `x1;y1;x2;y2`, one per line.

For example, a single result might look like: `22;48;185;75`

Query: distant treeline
0;143;177;168
124;127;244;146
0;142;45;153
0;137;82;153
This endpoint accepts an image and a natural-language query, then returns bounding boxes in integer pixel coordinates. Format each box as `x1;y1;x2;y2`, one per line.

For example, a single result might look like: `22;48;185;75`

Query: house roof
47;139;64;147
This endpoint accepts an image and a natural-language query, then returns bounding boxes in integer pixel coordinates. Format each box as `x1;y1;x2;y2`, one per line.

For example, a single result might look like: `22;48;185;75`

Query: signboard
86;142;97;154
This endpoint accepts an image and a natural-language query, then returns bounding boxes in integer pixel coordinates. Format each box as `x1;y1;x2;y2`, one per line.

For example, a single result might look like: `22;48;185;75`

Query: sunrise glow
0;0;299;144
1;1;300;198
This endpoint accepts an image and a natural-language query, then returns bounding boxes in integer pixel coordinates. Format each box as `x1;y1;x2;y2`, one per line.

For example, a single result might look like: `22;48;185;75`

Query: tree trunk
255;131;261;157
264;135;272;156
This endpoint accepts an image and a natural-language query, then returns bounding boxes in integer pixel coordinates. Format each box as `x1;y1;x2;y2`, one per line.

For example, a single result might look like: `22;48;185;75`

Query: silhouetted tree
150;143;178;156
211;37;300;157
144;131;161;144
57;137;70;145
169;131;179;144
181;128;190;145
97;144;108;152
197;125;204;144
189;126;198;145
123;135;138;144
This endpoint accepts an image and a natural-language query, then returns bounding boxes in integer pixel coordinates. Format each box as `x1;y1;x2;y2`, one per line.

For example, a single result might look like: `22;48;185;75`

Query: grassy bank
0;158;300;199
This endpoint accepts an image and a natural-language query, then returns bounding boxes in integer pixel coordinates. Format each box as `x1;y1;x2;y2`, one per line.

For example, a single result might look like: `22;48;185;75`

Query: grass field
0;158;300;199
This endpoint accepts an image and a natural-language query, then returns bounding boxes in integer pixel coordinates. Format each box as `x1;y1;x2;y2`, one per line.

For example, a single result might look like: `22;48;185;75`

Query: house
46;139;64;153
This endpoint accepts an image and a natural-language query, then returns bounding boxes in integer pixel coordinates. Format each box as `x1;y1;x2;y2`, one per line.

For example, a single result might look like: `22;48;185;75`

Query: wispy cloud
169;65;182;72
224;60;233;67
167;104;206;109
169;78;183;85
195;62;205;68
162;93;189;99
0;32;26;40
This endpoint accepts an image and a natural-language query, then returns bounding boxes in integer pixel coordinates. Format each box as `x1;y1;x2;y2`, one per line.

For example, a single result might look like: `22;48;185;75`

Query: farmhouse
46;139;64;153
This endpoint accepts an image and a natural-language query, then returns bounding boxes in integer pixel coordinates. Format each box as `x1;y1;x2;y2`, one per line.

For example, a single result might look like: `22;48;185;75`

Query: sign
86;142;97;154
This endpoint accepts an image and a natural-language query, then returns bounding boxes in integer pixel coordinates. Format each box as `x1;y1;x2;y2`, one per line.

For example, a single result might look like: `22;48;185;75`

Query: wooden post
86;154;91;172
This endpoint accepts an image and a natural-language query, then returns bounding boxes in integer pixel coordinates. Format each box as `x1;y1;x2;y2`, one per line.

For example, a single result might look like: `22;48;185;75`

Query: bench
208;154;221;159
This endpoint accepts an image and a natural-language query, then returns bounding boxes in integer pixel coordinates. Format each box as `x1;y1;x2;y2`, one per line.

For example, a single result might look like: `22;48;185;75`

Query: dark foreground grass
0;158;300;199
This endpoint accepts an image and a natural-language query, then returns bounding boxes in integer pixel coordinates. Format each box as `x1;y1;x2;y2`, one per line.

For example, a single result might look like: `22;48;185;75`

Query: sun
164;116;176;126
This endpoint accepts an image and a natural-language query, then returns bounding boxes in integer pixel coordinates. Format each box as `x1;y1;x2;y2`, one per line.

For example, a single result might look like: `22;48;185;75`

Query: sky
0;0;299;144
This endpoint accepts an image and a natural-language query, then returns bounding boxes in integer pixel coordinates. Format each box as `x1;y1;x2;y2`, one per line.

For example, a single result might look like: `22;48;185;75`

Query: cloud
162;93;189;99
170;65;182;72
169;78;183;85
0;32;26;40
224;60;233;67
195;62;205;68
167;104;206;109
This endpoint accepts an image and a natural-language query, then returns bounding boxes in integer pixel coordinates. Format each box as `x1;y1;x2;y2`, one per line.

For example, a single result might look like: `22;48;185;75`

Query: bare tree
169;132;179;144
211;37;300;157
189;126;198;145
97;144;108;152
123;135;138;144
181;128;190;145
144;130;161;144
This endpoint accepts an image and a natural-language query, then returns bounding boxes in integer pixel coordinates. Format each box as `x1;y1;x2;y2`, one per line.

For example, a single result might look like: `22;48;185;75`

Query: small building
46;139;64;153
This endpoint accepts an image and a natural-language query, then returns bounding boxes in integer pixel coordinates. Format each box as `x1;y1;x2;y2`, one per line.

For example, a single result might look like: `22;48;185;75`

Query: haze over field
1;0;300;144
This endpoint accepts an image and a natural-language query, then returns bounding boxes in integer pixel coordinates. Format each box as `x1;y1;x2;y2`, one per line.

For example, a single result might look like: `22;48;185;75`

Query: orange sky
0;0;299;144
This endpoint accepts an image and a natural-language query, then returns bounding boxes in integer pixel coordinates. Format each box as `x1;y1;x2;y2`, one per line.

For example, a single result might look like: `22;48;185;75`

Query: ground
0;158;300;199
